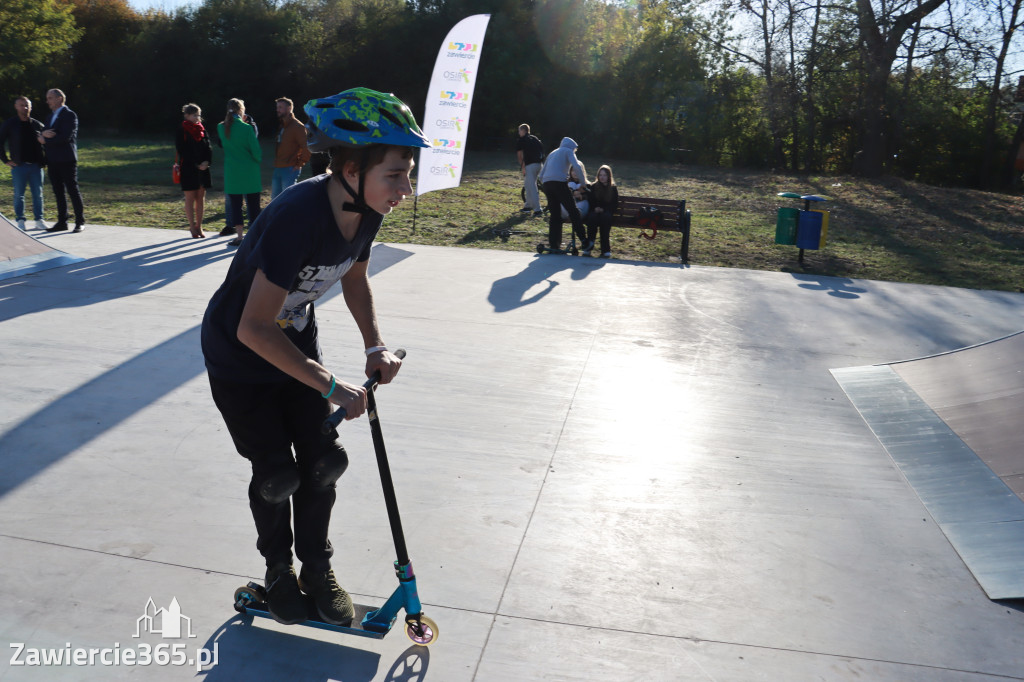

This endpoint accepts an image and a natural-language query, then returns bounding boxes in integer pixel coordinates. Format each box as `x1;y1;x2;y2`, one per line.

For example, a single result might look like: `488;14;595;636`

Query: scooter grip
321;406;348;434
320;348;407;434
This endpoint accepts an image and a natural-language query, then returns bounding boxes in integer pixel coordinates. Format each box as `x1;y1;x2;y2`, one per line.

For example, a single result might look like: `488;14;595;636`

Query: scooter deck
536;243;577;255
234;584;390;639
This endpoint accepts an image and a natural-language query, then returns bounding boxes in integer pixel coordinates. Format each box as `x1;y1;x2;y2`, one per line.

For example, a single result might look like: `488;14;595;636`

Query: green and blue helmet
304;87;430;151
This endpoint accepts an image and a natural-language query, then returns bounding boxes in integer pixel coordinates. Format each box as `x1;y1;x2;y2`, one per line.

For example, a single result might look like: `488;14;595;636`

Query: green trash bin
775;207;799;245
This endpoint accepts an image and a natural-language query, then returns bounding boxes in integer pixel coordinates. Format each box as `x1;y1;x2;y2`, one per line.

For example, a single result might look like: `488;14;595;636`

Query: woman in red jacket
175;103;212;238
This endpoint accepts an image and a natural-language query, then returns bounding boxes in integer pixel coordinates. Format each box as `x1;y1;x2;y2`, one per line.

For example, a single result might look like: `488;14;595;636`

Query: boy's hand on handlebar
367;349;402;385
329;380;367;419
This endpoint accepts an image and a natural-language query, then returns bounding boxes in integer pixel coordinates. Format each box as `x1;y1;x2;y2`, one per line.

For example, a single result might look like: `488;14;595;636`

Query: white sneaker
600;252;612;258
34;219;46;230
16;219;26;231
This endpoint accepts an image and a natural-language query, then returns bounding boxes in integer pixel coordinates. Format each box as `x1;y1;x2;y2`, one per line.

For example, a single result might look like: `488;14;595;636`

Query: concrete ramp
0;211;82;281
833;331;1024;600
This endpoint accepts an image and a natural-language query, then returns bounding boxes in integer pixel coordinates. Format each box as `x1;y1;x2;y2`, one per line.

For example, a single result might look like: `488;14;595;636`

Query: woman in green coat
218;98;262;246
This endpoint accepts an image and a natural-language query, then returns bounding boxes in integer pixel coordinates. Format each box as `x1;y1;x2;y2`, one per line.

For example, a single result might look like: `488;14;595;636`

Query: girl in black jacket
585;164;618;257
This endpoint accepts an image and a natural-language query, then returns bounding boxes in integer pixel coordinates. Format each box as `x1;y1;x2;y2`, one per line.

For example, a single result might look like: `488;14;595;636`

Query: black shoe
72;223;84;233
264;563;307;625
219;226;235;237
298;567;354;625
45;222;68;233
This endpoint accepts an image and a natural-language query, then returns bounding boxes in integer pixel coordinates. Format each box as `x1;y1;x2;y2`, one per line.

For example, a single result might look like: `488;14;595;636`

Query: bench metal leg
679;200;691;263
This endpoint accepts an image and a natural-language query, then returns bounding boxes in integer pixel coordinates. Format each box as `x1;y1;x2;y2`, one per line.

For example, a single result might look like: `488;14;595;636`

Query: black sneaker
298;567;354;624
219;226;235;237
264;563;307;625
45;222;68;233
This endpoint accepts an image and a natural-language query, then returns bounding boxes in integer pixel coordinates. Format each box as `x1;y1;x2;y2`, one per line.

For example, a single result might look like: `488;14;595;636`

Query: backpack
632;206;663;239
529;135;545;163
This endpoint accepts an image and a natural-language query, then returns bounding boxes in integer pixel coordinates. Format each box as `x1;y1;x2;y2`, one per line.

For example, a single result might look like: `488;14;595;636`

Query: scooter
536;224;581;255
232;349;438;646
537;211;588;256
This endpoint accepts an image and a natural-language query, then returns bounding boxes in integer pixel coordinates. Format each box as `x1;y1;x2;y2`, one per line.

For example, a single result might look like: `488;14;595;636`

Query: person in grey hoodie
539;137;589;252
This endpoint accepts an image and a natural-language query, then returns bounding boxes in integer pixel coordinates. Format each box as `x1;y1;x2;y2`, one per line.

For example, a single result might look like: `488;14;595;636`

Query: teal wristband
320;374;336;399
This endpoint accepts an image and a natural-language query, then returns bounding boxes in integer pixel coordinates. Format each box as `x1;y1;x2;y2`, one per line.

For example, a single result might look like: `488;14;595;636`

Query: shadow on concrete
790;272;868;299
488;254;606;312
197;616;382;681
195;616;430;681
381;646;431;681
0;243;415;499
0;237;236;324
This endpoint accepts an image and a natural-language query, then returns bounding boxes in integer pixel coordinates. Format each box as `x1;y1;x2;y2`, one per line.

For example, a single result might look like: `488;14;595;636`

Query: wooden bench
609;196;691;262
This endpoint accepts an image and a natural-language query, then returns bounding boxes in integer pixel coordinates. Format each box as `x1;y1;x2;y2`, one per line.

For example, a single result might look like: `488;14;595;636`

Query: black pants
542;180;586;248
209;374;346;572
586;210;613;254
48;161;84;226
228;193;261;227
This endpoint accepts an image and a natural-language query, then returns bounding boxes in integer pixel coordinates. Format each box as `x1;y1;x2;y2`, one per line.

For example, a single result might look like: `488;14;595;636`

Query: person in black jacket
515;124;544;216
38;89;85;233
0;96;47;230
585;164;619;258
175;103;213;238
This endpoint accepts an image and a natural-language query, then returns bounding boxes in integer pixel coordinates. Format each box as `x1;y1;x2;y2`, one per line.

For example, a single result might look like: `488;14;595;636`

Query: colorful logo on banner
428;163;459;178
434;116;465;132
417;14;491;197
439;91;470;109
431;138;462;157
442;68;473;84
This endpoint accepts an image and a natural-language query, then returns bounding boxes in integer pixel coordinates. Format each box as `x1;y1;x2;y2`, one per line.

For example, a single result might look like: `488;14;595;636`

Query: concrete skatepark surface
1;223;1022;681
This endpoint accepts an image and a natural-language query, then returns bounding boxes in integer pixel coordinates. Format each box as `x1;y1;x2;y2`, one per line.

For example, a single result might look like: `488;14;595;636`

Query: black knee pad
306;445;349;489
255;465;300;504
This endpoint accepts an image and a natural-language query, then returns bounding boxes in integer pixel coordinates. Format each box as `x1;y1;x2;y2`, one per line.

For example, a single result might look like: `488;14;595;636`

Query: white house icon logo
134;597;196;639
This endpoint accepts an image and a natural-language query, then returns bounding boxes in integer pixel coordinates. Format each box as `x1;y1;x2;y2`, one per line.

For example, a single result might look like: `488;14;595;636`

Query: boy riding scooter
201;88;429;625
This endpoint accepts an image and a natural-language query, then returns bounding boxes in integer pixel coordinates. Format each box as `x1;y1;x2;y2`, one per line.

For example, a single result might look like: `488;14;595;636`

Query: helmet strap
334;149;373;214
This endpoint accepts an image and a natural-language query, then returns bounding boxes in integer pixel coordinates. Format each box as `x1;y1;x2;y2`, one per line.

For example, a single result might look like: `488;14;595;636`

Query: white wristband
365;345;387;356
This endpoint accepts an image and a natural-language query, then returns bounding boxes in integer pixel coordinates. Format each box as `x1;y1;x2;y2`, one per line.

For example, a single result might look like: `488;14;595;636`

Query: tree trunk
853;0;948;177
981;0;1023;188
802;0;823;171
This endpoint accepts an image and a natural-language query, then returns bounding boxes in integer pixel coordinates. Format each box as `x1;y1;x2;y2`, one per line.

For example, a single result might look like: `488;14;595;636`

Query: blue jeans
11;163;44;222
271;167;301;200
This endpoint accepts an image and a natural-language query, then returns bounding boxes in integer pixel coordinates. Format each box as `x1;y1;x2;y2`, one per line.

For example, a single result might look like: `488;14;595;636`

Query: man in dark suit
39;89;85;233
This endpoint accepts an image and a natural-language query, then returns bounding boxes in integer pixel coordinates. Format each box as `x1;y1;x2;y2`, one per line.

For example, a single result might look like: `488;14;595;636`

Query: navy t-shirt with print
201;174;383;383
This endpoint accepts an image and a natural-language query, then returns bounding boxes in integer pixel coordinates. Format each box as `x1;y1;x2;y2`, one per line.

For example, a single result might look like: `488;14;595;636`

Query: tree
976;0;1024;187
0;0;81;97
60;0;142;130
850;0;949;176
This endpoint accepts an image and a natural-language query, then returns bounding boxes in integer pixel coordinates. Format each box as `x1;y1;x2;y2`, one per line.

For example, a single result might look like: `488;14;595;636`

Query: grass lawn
1;136;1022;293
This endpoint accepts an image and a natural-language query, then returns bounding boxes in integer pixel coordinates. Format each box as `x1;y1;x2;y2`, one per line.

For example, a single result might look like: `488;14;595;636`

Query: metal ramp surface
833;331;1024;600
0;211;82;281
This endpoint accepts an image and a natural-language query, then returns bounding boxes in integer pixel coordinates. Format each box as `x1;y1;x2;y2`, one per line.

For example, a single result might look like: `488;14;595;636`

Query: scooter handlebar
320;348;406;434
